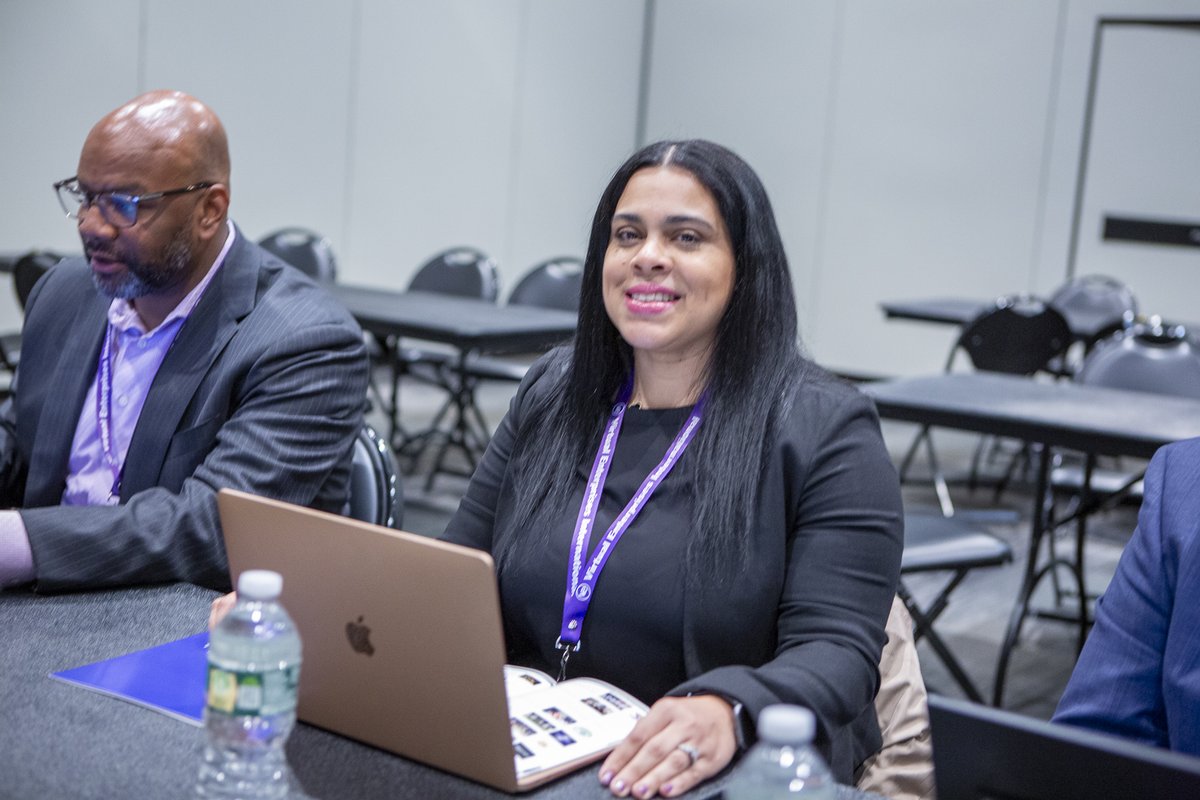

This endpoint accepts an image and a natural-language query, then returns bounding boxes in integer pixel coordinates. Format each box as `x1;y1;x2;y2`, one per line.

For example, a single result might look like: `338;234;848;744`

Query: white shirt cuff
0;510;34;588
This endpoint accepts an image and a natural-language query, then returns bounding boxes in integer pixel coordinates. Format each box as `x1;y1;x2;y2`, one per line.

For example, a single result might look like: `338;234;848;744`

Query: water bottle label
206;664;299;716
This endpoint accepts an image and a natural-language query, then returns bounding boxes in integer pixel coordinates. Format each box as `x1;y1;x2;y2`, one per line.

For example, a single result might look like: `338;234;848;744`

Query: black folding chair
899;295;1071;515
1046;274;1137;376
382;247;501;486
900;512;1013;704
458;256;583;383
343;424;403;529
0;251;61;390
257;227;338;282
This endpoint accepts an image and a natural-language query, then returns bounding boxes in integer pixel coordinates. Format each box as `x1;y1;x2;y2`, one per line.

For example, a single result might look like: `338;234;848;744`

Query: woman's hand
598;694;737;798
208;592;237;630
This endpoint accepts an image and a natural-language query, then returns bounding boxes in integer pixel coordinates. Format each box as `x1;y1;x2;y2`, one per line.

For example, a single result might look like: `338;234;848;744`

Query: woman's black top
498;404;693;704
442;351;903;782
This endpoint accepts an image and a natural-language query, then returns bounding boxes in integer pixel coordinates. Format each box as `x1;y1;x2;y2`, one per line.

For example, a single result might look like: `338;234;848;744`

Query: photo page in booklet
504;666;649;783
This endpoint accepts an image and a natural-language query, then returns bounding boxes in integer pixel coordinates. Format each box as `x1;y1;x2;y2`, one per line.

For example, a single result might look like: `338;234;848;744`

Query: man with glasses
0;90;368;592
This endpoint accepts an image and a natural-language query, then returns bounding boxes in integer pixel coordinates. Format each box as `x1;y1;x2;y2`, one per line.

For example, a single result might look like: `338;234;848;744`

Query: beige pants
855;596;936;800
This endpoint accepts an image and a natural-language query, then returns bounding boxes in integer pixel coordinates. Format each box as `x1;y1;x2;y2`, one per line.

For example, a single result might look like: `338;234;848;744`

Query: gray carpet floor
368;372;1144;722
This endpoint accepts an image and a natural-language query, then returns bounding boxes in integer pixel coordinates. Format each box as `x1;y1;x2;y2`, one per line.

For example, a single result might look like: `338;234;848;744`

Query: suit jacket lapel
120;227;259;498
26;297;108;505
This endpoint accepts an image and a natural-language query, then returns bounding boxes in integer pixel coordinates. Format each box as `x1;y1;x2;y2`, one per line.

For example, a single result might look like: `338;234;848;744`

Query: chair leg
465;387;494;453
991;441;1033;504
898;578;984;704
923;433;956;518
419;392;460;491
421;360;491;493
897;425;929;483
966;434;990;494
385;339;404;449
898;425;960;516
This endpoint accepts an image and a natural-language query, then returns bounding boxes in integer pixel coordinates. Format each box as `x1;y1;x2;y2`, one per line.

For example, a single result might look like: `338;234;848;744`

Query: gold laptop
217;489;645;793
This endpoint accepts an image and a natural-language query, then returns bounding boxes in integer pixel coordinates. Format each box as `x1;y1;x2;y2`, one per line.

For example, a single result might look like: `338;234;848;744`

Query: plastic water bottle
196;570;302;798
724;705;836;799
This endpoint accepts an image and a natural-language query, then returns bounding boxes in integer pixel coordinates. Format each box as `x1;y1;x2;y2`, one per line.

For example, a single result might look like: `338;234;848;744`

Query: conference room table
0;583;878;799
330;284;577;484
880;296;1127;344
864;372;1200;706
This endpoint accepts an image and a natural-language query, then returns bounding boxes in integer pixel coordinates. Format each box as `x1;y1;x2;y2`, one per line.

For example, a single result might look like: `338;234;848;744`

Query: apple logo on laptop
345;616;375;656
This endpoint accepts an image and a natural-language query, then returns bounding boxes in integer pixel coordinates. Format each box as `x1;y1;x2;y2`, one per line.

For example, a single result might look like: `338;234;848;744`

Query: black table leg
1075;454;1096;654
993;444;1090;707
993;444;1052;707
423;349;487;492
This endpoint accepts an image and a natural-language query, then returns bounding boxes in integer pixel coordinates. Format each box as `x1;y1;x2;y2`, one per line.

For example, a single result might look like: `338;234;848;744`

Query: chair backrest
1076;321;1200;399
1049;274;1137;345
952;295;1071;376
507;256;584;311
13;250;61;309
257;227;338;282
407;247;500;302
344;424;403;528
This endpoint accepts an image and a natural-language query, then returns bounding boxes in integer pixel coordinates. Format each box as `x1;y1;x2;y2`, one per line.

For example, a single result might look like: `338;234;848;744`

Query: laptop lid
929;694;1200;800
217;489;520;792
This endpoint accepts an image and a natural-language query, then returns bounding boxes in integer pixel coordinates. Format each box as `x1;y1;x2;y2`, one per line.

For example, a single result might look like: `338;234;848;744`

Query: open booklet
503;665;649;781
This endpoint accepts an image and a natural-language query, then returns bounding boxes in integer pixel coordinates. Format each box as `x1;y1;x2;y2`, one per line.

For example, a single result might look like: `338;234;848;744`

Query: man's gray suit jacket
0;225;369;592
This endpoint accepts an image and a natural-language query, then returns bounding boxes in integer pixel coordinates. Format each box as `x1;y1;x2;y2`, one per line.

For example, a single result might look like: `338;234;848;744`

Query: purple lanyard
95;324;123;500
555;380;705;679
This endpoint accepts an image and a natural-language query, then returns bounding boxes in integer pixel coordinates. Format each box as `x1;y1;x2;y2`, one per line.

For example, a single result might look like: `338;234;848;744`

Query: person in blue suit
1053;436;1200;755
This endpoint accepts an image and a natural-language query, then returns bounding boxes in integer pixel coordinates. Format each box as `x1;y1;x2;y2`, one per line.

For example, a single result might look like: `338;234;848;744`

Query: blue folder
51;632;209;726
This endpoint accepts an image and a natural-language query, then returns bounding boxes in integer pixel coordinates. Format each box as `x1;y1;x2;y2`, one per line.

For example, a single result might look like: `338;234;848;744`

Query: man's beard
88;228;194;300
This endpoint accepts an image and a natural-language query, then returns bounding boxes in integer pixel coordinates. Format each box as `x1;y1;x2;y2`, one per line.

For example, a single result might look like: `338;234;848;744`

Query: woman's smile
602;165;735;367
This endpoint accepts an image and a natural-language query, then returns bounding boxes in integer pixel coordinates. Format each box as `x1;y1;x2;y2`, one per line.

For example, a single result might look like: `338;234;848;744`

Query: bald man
0;90;369;592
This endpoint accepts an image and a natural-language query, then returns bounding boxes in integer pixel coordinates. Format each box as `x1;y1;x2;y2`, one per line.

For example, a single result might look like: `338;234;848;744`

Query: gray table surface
881;296;1200;345
331;285;577;355
0;583;876;799
866;372;1200;459
880;296;1124;342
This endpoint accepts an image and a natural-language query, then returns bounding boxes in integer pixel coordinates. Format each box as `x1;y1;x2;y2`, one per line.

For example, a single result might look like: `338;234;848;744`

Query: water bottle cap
757;704;816;744
237;569;283;601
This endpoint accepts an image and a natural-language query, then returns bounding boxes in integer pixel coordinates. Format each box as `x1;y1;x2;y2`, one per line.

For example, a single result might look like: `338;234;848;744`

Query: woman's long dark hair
493;140;810;582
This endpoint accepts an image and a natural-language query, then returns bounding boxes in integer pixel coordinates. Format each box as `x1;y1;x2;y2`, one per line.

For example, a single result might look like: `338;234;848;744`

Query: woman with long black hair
443;139;903;797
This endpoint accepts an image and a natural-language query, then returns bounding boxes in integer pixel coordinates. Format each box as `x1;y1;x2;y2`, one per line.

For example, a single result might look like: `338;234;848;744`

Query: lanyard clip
554;636;579;682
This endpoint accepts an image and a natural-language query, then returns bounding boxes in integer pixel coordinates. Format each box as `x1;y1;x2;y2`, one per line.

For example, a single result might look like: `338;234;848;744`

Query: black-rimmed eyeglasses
53;177;215;229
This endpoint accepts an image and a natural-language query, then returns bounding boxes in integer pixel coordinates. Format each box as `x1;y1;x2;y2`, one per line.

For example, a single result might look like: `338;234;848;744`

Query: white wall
347;0;643;287
644;0;839;359
647;0;1065;374
811;1;1062;375
145;1;359;264
2;2;142;253
1070;22;1200;320
1033;0;1200;314
1;0;1197;377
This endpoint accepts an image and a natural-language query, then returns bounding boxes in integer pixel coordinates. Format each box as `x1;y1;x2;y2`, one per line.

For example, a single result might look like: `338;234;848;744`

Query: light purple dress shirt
0;222;234;588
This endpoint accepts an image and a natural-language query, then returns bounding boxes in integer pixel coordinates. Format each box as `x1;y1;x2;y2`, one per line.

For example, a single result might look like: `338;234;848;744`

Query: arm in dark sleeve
670;387;904;768
1052;444;1179;746
22;320;368;592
